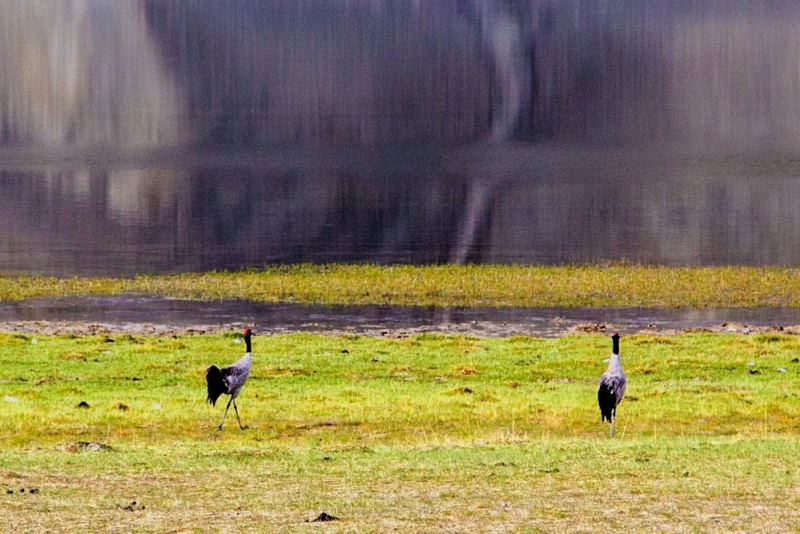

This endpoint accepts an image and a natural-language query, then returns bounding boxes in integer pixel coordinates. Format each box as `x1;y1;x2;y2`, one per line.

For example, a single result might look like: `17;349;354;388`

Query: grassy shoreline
2;263;800;308
4;266;800;531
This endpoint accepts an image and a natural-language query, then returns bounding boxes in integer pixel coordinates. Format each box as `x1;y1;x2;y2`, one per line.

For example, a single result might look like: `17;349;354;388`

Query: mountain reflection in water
1;144;799;276
3;3;800;274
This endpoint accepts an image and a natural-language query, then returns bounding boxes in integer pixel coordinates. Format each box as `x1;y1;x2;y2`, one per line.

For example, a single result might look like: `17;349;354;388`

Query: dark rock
308;512;338;522
119;501;145;511
77;401;90;408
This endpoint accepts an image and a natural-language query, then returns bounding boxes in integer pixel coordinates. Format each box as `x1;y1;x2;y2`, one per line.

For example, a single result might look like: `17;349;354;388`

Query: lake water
4;3;800;276
2;143;800;276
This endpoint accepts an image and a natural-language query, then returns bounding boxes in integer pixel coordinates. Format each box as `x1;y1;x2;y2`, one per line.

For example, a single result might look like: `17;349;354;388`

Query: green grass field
4;263;800;307
2;330;799;532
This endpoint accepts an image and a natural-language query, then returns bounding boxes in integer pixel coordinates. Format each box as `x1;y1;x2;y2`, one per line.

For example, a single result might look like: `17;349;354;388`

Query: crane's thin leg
218;397;233;430
610;414;615;437
233;400;245;430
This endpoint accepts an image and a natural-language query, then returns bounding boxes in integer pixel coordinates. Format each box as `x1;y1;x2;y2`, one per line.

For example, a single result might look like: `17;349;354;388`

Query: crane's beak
602;358;610;363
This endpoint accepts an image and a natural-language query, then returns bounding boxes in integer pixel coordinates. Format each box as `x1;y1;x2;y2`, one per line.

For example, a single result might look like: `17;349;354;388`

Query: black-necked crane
206;328;253;430
597;331;626;437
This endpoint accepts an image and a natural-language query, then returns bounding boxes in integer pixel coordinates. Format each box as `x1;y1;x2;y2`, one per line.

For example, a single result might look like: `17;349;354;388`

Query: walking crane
206;328;254;430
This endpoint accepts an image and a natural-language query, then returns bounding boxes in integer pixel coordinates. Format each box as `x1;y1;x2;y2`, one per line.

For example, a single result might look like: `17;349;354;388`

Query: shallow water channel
3;296;800;337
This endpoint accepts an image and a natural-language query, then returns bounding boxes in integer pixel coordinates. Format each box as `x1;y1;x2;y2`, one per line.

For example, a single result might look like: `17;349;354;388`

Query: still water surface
4;297;800;338
5;3;800;275
2;143;800;276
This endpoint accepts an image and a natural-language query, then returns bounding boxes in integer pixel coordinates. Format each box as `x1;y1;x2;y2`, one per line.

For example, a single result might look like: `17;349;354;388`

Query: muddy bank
3;320;797;338
1;297;800;337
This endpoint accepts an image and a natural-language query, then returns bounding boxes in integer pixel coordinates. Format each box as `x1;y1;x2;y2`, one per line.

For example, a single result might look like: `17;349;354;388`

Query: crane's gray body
218;352;252;400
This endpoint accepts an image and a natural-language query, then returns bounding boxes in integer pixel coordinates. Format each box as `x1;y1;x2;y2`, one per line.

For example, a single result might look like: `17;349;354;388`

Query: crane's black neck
245;333;252;353
612;335;620;355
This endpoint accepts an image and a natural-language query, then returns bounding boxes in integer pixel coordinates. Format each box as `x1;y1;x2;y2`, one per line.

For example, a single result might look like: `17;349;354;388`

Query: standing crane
206;328;253;430
597;331;626;437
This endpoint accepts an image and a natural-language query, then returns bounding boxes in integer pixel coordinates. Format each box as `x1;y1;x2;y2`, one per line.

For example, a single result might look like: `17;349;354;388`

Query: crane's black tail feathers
206;365;226;406
597;382;617;423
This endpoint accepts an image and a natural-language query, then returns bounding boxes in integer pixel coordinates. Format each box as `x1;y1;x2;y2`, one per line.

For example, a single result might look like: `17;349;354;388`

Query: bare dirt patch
1;318;800;339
